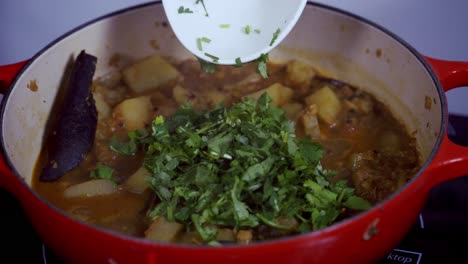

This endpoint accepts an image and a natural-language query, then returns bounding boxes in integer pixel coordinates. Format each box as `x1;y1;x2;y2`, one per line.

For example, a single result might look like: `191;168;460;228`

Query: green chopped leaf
344;195;372;210
137;93;370;242
270;28;281;46
192;214;218;241
244;25;251;34
90;163;115;182
299;139;324;165
204;52;219;62
256;53;269;79
242;157;274;182
201;37;211;43
254;29;261;34
219;24;230;28
198;58;217;73
196;37;211;52
207;240;222;246
235;57;242;67
109;136;137;155
196;38;203;51
178;6;193;14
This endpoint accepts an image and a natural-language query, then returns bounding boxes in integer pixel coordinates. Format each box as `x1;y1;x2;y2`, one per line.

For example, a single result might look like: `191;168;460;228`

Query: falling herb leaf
204;52;219;63
219;24;230;28
254;29;261;34
235;57;242;67
256;53;269;79
198;58;217;73
178;6;194;14
270;28;281;46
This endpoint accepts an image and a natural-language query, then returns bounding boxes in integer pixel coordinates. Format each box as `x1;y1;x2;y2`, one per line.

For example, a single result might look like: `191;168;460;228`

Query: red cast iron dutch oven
0;2;467;263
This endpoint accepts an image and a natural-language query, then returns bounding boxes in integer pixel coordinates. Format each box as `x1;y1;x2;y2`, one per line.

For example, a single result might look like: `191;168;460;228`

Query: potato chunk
122;55;180;93
204;90;228;108
64;179;117;198
287;60;316;86
145;217;184;242
124;166;151;194
236;230;253;244
245;83;294;107
305;86;341;124
93;92;111;120
113;96;153;131
172;84;191;105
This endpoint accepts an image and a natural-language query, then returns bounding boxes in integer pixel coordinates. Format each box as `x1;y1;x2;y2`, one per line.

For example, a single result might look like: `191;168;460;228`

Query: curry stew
33;55;421;245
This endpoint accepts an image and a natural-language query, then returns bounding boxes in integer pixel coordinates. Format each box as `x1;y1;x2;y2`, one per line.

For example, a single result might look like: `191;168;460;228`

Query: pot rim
0;0;447;250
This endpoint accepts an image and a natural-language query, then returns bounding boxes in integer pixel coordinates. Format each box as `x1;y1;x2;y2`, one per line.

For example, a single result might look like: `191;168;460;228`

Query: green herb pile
111;93;370;243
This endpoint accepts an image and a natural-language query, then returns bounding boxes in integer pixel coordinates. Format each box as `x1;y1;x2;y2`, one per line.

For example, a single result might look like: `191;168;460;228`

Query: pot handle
0;60;28;94
0;60;28;194
424;56;468;187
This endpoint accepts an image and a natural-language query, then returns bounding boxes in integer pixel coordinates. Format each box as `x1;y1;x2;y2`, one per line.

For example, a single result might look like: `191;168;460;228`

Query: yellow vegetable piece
123;55;180;93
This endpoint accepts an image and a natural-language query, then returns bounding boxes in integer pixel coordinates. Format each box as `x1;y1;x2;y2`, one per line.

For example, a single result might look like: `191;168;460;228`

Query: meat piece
236;229;253;244
40;50;98;181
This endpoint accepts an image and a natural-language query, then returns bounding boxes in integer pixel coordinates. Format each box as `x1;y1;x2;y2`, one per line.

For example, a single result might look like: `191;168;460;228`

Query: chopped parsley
90;163;115;182
270;28;281;46
198;58;217;73
254;29;261;34
177;6;193;14
256;53;269;79
219;24;230;28
195;0;209;17
111;93;371;243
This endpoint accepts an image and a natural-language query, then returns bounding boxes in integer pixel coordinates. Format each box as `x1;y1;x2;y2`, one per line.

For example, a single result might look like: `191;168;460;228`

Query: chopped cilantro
270;28;281;46
204;52;219;63
244;25;251;34
196;37;211;51
198;58;217;73
235;57;242;67
201;37;211;43
90;163;115;182
196;38;203;51
178;6;193;14
256;53;269;79
219;24;230;28
116;93;370;243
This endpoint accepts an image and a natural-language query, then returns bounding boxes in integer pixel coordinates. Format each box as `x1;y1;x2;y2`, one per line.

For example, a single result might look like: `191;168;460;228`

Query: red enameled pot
0;2;468;263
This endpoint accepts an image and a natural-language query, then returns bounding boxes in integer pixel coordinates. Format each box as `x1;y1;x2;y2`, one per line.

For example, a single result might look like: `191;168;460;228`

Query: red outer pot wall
1;3;468;264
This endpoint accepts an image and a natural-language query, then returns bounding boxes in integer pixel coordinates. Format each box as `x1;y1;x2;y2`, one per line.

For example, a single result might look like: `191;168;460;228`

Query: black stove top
1;114;467;264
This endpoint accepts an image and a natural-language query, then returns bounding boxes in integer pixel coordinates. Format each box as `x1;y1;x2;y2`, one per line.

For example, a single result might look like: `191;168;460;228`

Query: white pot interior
2;3;443;186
